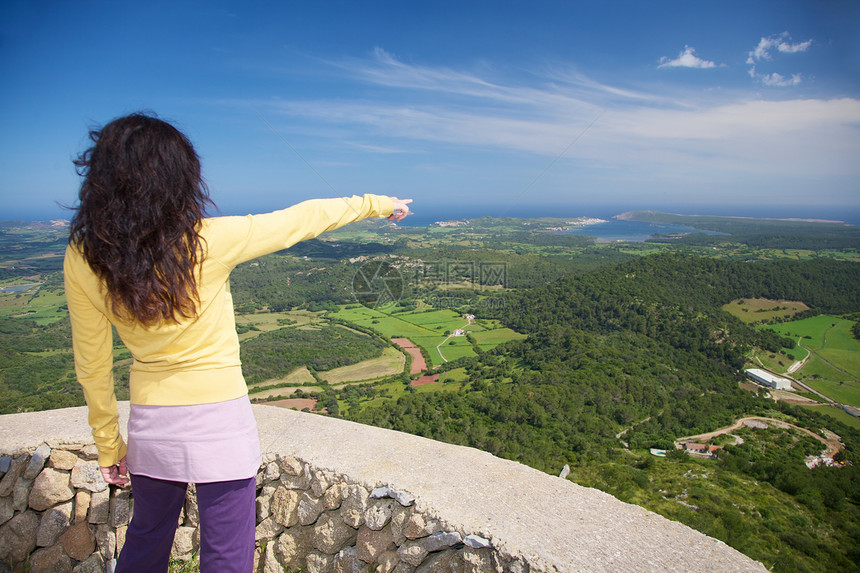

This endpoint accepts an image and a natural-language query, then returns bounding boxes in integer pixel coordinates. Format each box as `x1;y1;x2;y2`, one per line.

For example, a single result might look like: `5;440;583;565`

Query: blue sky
1;0;859;222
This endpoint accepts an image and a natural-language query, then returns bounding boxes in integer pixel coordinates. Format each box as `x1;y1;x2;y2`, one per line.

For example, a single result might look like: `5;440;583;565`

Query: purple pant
116;474;256;573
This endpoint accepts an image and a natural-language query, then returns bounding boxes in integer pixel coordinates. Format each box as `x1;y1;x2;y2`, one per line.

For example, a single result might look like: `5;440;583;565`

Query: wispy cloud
747;33;813;63
747;32;812;86
760;72;803;87
242;50;860;197
658;46;718;69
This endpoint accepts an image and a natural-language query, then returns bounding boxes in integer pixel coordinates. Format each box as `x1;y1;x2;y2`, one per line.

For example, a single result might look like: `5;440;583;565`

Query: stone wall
0;443;510;572
0;404;769;572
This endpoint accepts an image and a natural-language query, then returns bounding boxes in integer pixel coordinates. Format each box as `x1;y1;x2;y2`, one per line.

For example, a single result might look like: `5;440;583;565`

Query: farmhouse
745;368;792;390
682;443;722;458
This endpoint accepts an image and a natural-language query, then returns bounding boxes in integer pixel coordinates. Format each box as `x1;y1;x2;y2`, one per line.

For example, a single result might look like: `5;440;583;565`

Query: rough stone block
0;510;39;562
364;499;397;531
29;544;73;573
461;547;502;573
323;481;346;511
397;541;430;567
404;513;442;540
279;471;310;491
95;524;116;562
115;525;127;556
393;560;417;573
376;550;401;573
356;524;395;563
463;535;491;549
370;487;414;507
109;489;131;528
60;521;94;562
0;455;27;497
74;490;91;524
312;512;358;555
88;489;110;524
340;484;370;528
0;497;13;527
389;506;410;546
415;549;467;573
0;455;11;475
271;486;300;528
71;461;108;493
72;552;104;573
257;483;278;521
24;444;52;480
12;477;31;512
298;490;325;526
80;445;99;460
50;450;80;471
309;469;331;498
398;533;464;567
254;517;284;542
305;551;334;573
261;541;286;573
277;455;303;477
29;468;74;511
170;526;197;560
262;461;280;484
36;500;73;547
184;485;199;528
333;546;369;573
506;556;529;573
273;525;313;572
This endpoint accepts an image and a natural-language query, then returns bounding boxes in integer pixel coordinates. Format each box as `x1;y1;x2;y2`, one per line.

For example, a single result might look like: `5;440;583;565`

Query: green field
722;298;810;325
319;346;405;383
764;315;860;407
796;404;860;430
435;336;475;363
331;305;523;368
0;283;67;325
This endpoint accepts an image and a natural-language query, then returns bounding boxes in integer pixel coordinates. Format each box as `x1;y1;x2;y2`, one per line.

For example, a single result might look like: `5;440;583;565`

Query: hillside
343;255;860;571
1;217;859;571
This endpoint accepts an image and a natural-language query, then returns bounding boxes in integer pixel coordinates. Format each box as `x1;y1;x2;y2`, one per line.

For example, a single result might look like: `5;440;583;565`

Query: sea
9;202;859;244
395;203;860;242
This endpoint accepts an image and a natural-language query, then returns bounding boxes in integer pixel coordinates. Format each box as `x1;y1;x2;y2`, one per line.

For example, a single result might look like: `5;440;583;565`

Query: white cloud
658;46;718;69
760;72;803;87
746;33;812;86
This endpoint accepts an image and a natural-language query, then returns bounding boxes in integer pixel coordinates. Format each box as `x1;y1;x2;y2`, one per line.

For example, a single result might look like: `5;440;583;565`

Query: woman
64;112;411;572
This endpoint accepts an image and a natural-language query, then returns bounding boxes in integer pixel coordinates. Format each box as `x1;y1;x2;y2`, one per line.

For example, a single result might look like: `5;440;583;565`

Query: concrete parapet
0;404;767;572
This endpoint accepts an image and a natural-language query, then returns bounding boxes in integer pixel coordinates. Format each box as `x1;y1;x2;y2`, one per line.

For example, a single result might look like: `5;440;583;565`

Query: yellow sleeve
64;247;127;467
208;194;395;267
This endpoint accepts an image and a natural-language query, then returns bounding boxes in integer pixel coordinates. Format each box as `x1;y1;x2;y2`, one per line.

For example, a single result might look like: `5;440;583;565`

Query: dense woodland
240;324;386;384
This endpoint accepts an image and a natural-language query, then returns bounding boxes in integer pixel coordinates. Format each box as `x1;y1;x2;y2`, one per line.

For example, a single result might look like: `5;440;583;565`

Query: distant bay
559;219;729;243
395;203;860;229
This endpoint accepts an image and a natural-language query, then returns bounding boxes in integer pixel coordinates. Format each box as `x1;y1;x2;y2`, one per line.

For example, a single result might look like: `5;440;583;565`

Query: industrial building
745;368;792;390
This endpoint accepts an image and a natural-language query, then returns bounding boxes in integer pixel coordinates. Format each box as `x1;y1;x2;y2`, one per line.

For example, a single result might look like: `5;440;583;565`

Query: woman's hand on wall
100;457;130;487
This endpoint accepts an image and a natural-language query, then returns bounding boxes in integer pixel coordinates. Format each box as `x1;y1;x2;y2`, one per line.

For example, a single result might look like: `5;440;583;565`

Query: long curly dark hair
69;113;214;325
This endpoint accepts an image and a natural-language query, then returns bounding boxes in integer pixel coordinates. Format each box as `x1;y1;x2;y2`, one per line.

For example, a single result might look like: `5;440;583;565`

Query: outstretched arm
209;194;415;267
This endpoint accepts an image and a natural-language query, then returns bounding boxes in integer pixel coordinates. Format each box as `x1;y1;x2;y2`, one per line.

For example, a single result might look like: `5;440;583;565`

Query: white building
745;368;792;390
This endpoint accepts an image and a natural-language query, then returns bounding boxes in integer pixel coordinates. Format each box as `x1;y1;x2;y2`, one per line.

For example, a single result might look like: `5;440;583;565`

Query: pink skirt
126;395;261;483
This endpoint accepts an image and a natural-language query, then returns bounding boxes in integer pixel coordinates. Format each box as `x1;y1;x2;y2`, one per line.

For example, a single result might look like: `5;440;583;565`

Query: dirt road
677;416;842;458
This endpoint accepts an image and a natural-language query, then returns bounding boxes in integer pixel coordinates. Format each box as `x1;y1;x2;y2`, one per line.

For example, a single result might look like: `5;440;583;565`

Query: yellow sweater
64;194;395;466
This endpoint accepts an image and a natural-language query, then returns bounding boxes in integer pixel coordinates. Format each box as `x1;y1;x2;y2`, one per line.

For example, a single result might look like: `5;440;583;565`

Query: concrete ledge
0;404;767;572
